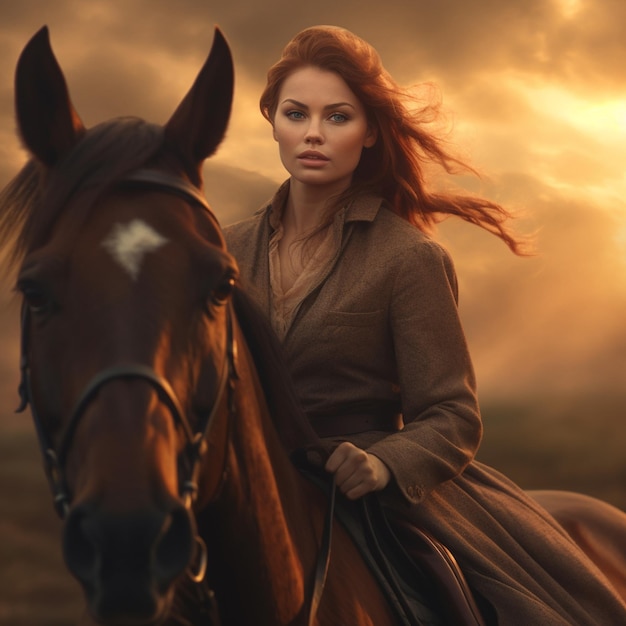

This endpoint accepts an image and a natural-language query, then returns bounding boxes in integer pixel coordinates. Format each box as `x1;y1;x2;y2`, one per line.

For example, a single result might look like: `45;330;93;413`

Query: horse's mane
0;117;164;274
232;285;326;461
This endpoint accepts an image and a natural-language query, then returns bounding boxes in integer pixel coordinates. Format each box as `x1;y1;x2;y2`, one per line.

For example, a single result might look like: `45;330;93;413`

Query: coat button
406;485;415;498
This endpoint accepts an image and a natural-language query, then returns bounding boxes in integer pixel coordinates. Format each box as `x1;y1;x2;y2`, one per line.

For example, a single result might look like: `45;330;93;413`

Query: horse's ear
164;27;234;184
15;26;85;167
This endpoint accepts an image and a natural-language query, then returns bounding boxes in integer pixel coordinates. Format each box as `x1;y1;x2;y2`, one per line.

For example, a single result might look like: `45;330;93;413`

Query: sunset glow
530;87;626;136
554;0;583;19
0;0;624;402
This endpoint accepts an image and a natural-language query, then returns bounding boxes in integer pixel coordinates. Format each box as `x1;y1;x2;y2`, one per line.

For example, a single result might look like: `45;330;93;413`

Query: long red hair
260;25;524;254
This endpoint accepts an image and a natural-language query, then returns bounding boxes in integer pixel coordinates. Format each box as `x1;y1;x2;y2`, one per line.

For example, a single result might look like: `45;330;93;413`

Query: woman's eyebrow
280;98;356;111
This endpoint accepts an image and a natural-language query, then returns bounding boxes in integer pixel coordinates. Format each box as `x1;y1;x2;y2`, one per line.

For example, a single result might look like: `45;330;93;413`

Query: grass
0;427;83;625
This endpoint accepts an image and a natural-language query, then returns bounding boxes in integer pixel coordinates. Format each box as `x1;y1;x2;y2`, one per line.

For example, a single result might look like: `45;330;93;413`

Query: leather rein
15;168;334;625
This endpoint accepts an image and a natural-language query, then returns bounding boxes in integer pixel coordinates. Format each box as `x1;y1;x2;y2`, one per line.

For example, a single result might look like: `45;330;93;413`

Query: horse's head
10;26;236;625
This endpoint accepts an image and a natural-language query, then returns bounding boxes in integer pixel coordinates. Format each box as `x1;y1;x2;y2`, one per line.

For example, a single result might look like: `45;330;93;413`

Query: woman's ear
364;124;377;148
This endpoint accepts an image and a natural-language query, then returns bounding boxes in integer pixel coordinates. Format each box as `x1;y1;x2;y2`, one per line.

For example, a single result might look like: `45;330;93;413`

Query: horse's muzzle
62;501;195;624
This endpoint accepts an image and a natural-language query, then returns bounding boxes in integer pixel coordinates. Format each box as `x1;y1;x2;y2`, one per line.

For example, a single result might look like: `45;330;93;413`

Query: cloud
438;176;626;398
0;0;625;410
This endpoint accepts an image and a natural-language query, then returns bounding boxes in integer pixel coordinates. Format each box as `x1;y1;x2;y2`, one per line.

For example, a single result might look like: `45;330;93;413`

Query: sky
0;0;625;413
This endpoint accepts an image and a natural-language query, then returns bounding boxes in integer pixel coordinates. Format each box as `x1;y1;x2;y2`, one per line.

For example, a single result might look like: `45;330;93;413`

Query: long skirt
384;461;626;625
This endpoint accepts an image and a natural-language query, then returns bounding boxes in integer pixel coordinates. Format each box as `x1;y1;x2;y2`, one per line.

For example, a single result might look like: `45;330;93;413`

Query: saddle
301;467;487;626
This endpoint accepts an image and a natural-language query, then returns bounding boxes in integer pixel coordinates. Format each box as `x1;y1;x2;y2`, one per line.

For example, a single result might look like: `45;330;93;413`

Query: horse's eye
21;283;52;314
210;275;235;306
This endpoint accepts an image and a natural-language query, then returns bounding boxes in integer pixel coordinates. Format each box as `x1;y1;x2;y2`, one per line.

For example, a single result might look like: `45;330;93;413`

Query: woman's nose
304;120;324;144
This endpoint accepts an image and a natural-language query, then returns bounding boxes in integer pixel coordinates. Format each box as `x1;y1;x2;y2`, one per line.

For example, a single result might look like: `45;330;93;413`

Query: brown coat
224;184;626;625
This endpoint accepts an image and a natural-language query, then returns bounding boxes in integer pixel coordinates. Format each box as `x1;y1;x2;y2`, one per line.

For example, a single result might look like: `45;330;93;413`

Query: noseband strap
58;364;191;466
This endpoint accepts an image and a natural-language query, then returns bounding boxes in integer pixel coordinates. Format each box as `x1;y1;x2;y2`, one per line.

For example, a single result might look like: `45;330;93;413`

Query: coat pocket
326;309;384;327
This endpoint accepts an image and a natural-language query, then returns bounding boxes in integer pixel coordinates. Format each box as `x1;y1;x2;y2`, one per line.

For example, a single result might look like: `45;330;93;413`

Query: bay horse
0;26;409;626
3;25;626;626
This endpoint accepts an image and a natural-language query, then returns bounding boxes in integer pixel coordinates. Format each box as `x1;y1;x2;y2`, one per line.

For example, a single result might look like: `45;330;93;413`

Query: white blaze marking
102;219;168;281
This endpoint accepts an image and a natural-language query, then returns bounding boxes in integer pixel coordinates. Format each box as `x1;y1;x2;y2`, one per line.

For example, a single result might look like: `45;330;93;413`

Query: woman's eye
286;110;305;120
329;112;348;123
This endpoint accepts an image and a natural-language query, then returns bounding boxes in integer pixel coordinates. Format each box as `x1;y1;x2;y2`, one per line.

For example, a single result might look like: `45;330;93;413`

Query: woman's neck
284;178;347;237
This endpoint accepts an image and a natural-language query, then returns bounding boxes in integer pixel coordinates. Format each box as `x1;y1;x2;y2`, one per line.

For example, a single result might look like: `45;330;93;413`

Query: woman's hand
325;441;391;499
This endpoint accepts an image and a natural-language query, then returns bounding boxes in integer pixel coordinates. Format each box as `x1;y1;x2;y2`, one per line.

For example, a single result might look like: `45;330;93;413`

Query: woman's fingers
325;442;391;499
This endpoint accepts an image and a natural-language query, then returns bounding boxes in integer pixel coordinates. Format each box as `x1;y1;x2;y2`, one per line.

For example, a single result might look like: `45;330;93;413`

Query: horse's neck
208;353;322;624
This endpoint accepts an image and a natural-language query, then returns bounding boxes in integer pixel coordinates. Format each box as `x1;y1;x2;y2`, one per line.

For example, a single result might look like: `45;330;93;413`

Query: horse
4;25;626;626
0;26;415;626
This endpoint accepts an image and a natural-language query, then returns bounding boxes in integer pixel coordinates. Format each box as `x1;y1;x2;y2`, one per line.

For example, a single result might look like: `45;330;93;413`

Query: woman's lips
297;150;329;166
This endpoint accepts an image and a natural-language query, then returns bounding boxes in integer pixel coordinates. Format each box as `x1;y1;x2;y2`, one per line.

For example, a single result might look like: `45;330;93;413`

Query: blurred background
1;1;624;623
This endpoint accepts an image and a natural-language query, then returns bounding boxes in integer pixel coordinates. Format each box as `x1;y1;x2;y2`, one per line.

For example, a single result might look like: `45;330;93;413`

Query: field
0;426;83;625
0;393;624;625
478;395;626;511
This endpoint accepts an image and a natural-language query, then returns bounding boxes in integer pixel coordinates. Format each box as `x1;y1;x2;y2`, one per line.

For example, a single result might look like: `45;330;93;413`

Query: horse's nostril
63;506;98;585
61;503;196;624
63;504;194;587
155;506;196;589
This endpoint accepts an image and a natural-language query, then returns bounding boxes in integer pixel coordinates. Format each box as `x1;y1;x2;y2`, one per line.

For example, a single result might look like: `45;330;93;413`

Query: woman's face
272;66;376;195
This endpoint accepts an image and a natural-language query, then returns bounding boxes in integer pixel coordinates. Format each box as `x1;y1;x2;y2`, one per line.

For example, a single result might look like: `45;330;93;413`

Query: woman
224;25;626;625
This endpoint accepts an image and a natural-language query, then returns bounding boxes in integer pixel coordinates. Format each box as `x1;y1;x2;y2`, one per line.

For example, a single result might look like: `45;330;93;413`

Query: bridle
15;168;331;626
17;313;238;514
16;169;238;520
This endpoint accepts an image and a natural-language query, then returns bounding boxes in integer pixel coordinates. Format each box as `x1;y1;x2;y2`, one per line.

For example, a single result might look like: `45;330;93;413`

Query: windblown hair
260;25;524;254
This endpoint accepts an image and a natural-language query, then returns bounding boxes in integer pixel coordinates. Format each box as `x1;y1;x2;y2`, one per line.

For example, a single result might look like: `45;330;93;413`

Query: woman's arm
364;240;482;505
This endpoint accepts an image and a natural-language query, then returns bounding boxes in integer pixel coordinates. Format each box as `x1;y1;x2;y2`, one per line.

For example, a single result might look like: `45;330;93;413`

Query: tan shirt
268;195;344;341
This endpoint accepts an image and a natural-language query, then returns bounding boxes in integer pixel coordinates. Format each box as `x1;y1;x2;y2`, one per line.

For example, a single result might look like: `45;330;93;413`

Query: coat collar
345;192;386;224
259;179;386;231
